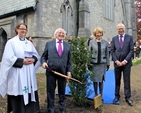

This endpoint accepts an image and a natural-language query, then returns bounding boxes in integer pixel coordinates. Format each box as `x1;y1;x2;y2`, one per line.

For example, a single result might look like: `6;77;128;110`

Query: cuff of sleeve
124;60;127;63
115;60;118;63
67;72;71;75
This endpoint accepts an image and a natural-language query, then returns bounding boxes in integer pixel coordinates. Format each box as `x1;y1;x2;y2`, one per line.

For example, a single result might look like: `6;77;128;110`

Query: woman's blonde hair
93;27;103;36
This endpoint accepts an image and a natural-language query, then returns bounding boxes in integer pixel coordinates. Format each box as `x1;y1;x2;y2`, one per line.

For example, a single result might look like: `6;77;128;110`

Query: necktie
58;41;62;56
120;35;123;48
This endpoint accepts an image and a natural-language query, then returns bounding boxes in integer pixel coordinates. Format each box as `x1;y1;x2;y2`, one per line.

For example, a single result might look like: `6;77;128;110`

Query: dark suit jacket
41;39;72;74
111;34;134;68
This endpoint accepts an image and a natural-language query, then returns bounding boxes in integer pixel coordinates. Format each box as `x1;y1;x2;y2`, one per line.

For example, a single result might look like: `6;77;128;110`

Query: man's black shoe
126;98;133;106
113;97;119;104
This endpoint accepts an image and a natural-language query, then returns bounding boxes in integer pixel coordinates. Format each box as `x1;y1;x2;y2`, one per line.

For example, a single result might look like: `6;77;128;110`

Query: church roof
0;0;36;18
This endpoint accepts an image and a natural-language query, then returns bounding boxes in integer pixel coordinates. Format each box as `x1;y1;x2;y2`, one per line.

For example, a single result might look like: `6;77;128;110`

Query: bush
69;37;93;106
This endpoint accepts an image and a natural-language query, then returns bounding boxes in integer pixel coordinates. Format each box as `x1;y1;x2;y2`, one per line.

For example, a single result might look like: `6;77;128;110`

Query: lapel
93;39;98;50
115;35;121;49
53;40;58;53
101;39;104;47
122;34;126;49
62;41;66;56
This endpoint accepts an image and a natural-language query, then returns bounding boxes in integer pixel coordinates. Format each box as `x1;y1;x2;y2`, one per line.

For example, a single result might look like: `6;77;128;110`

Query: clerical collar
19;37;25;41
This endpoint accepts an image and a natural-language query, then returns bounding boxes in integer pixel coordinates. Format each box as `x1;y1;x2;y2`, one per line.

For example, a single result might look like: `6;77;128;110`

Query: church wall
25;0;77;55
0;0;136;57
88;0;124;40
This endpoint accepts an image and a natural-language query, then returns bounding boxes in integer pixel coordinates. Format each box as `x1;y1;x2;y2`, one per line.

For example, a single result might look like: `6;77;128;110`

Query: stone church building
0;0;136;60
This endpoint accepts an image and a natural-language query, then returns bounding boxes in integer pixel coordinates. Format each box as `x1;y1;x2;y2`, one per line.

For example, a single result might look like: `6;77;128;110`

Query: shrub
69;37;93;106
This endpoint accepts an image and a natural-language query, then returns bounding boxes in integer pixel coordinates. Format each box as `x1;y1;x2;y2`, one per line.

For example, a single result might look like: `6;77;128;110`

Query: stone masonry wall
0;0;135;56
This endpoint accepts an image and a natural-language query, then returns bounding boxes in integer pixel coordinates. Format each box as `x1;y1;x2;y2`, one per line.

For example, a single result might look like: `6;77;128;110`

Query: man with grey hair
41;28;72;113
111;23;134;106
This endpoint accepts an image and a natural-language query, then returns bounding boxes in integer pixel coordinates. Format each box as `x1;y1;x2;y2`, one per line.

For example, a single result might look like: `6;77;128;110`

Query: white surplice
0;35;40;105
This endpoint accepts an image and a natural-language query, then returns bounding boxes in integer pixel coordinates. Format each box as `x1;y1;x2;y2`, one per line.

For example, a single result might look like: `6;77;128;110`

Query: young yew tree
69;37;93;106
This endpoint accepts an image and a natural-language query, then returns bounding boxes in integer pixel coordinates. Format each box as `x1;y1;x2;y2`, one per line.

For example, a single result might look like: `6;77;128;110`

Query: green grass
132;57;141;66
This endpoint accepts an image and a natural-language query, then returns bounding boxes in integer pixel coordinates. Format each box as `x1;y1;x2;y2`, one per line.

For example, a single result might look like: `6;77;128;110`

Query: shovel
46;67;90;84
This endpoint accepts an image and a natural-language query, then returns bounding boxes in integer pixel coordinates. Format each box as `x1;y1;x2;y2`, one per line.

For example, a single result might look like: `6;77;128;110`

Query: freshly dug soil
0;64;141;113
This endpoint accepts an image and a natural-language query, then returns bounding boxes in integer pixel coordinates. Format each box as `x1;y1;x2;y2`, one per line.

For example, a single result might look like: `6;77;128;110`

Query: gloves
106;65;109;71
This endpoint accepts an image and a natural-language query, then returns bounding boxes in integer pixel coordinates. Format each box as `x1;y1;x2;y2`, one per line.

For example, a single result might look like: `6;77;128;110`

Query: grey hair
54;28;66;37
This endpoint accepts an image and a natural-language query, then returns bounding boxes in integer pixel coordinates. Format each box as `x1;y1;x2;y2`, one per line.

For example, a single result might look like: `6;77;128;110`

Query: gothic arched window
60;0;73;36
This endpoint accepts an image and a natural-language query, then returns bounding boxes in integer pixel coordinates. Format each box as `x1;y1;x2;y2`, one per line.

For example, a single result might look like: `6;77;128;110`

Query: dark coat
41;39;72;74
111;34;134;68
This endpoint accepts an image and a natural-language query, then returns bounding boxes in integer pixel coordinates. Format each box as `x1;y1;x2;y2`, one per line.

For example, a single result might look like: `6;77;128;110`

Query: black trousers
7;91;40;113
114;66;131;99
46;71;66;113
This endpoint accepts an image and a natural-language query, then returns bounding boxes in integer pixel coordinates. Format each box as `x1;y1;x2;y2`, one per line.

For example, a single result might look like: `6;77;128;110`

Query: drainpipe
76;0;80;37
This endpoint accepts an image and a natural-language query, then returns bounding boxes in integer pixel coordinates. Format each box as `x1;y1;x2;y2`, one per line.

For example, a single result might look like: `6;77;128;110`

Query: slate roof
0;0;36;16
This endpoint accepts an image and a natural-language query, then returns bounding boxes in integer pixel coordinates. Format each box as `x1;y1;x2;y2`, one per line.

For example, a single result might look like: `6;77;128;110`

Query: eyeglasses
18;28;27;31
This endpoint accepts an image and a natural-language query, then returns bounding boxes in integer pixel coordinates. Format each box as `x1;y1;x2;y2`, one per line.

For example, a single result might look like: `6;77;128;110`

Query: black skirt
7;91;40;113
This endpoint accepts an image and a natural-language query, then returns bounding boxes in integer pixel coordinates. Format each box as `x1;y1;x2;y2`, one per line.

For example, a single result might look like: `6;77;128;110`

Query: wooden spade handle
53;71;83;84
70;77;83;84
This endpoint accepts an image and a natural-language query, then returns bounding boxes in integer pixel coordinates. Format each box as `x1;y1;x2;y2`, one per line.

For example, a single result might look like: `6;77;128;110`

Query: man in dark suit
41;28;72;113
111;23;134;106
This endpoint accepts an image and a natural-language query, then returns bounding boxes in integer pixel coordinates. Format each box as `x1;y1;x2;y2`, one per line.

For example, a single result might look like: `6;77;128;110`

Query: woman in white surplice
0;23;40;113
